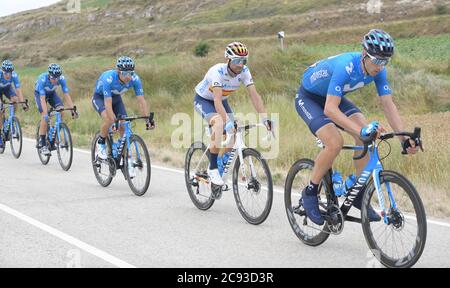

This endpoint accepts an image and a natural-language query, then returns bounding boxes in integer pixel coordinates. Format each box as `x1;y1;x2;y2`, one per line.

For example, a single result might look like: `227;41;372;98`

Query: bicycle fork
372;168;398;224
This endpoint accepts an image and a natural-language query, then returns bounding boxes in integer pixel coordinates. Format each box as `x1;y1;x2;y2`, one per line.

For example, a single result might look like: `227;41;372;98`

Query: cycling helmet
116;56;135;71
48;63;62;78
1;60;14;72
362;29;395;59
225;42;249;59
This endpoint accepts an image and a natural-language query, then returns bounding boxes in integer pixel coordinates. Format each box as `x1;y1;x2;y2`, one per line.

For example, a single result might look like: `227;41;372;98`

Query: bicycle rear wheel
10;116;22;159
362;170;427;268
0;129;5;154
184;142;214;210
56;123;73;171
233;148;273;225
91;133;114;187
36;123;50;165
284;158;333;246
124;135;151;196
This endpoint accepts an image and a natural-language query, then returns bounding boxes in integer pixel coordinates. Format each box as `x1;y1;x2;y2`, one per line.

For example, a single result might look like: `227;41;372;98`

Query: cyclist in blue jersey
295;29;419;225
35;63;78;155
92;56;154;160
0;60;28;149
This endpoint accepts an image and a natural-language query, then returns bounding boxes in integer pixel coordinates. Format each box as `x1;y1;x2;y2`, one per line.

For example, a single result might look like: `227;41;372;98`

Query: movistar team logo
343;82;365;92
345;62;354;74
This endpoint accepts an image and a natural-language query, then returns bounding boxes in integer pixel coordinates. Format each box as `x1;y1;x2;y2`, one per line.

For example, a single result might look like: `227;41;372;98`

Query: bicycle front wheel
56;123;73;171
36;123;50;165
233;148;273;225
362;170;427;268
124;135;151;196
91;133;113;187
10;116;22;159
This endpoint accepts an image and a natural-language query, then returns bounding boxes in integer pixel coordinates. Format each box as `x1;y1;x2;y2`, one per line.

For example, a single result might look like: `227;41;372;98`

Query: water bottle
332;171;346;196
117;136;126;154
217;155;224;176
223;149;236;174
345;174;357;191
217;152;231;176
222;152;231;167
112;141;118;158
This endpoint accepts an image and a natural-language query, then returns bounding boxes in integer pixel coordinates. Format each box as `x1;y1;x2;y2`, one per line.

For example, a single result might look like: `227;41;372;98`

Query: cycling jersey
195;63;254;100
34;91;63;113
93;70;144;99
0;71;20;89
35;73;69;96
302;52;392;97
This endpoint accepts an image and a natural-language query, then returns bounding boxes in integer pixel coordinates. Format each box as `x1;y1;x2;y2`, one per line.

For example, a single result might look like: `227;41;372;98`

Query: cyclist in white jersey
194;42;274;186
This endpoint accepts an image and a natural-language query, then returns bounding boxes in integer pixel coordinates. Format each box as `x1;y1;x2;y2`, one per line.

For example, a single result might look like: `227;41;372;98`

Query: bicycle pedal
211;183;223;200
293;205;305;216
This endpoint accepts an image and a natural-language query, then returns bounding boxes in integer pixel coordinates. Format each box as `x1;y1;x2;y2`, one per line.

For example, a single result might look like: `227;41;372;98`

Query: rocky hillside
0;0;449;66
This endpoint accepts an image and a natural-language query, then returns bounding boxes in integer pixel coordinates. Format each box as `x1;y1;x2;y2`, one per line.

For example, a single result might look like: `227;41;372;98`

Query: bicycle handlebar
353;127;423;160
117;112;154;122
221;122;271;147
1;99;28;106
113;112;155;129
48;105;77;116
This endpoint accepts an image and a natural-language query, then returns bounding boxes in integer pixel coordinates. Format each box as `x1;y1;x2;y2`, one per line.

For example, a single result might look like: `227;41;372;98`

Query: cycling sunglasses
366;53;389;66
120;71;135;77
49;75;60;80
230;57;248;65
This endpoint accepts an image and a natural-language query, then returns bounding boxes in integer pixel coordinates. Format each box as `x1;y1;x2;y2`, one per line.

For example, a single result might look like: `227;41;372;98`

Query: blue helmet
116;56;135;71
362;29;395;59
48;63;62;78
1;60;14;72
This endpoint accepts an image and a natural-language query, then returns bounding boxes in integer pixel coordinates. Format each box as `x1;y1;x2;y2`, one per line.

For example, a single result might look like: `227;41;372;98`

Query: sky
0;0;62;18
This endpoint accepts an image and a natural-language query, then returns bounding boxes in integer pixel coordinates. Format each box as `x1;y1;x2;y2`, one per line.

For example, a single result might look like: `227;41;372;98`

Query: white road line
0;203;136;268
23;137;450;228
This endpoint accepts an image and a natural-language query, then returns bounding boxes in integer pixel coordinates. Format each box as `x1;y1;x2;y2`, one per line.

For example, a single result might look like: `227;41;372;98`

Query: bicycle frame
339;143;394;224
1;103;15;135
109;121;141;163
194;125;258;186
47;111;65;146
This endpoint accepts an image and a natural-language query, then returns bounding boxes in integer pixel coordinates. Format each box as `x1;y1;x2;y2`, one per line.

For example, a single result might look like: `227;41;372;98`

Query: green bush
436;4;448;15
194;41;210;57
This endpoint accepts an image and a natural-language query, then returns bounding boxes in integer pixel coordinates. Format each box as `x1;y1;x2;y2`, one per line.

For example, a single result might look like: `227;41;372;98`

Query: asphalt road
1;139;449;268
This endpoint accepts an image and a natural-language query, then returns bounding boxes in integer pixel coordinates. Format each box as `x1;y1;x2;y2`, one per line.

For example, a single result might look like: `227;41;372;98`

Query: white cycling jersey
195;63;254;100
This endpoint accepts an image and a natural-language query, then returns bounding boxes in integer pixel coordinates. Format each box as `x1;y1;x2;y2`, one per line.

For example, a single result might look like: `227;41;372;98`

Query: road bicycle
284;127;427;268
0;99;28;158
185;120;273;225
35;106;76;171
91;113;154;196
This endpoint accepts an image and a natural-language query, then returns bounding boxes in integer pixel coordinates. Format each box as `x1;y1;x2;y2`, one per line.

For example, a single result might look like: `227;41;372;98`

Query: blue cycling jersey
0;71;21;89
302;52;392;97
35;72;69;96
93;70;144;99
